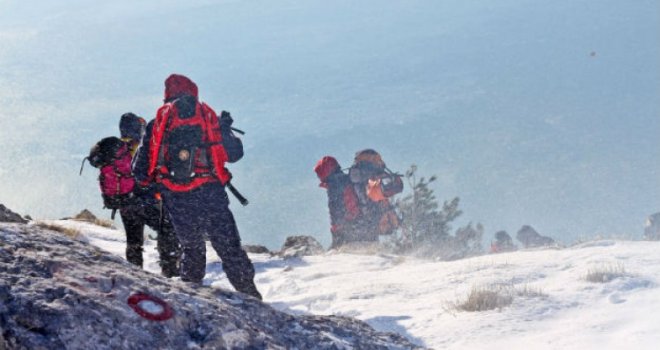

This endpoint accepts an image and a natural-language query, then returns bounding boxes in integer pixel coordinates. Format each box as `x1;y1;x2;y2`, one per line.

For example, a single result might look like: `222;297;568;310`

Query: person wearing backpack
347;149;403;242
314;156;361;249
83;113;181;277
133;74;261;300
117;113;181;277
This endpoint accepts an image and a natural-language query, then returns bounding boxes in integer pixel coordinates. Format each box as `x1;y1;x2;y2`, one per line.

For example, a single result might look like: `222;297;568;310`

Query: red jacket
142;74;233;192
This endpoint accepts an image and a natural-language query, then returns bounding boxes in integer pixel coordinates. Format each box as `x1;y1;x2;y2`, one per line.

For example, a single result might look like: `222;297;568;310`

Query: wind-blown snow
53;220;660;349
1;0;659;249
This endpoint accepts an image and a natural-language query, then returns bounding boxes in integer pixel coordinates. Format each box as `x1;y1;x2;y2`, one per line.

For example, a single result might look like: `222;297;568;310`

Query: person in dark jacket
133;74;261;300
314;156;361;249
117;112;181;277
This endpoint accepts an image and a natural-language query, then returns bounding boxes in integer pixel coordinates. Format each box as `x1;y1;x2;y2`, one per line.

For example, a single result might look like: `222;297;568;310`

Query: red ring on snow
127;292;174;321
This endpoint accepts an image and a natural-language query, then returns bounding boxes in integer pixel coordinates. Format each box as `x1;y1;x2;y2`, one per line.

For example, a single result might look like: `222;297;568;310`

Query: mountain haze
0;0;658;248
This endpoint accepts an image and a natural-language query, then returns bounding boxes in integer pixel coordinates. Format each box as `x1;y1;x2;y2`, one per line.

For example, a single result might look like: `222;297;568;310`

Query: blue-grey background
0;0;658;249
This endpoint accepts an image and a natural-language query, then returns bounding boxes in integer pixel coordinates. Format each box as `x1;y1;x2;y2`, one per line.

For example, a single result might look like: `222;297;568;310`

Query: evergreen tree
452;222;484;258
393;165;462;255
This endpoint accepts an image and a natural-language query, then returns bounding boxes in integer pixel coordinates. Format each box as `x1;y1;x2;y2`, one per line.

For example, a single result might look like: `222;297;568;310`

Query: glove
220;110;234;128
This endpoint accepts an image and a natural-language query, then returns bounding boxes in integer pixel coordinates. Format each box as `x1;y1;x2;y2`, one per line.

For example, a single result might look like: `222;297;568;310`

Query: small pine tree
453;222;484;258
392;165;462;255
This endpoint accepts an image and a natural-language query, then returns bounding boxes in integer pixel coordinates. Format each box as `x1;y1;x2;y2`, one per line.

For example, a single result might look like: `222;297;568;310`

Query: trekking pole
230;127;245;135
156;193;164;240
156;192;163;228
227;182;249;206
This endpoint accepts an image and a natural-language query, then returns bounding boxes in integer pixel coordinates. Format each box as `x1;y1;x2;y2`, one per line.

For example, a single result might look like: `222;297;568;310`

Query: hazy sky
1;0;658;248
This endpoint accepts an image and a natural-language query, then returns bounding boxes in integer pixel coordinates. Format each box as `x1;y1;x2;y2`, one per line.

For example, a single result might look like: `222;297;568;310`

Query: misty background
0;0;658;249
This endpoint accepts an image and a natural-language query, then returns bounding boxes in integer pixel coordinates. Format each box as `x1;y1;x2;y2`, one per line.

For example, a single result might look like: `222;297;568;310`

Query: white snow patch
44;220;660;349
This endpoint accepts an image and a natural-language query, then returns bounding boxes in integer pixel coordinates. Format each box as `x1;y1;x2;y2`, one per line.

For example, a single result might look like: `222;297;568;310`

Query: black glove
220;110;234;128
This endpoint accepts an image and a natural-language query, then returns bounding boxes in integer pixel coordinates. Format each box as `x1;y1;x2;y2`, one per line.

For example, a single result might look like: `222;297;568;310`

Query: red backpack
82;137;136;215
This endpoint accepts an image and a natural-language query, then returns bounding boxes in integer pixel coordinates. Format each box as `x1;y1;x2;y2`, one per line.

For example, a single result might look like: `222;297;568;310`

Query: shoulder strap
149;103;174;177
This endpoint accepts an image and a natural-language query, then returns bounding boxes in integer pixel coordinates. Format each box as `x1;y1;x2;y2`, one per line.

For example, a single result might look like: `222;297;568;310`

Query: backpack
158;98;212;185
83;137;136;212
349;149;403;197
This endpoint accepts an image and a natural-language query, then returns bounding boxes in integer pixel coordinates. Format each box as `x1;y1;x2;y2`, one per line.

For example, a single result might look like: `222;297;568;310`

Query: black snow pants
120;197;181;277
162;182;261;300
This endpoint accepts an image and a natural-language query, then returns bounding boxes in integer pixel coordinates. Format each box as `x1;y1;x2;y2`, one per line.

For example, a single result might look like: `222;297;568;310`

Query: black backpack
85;137;126;168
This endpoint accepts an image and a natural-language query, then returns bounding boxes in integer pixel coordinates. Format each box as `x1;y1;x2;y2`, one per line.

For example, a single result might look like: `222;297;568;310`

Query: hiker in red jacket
133;74;261;300
314;156;361;249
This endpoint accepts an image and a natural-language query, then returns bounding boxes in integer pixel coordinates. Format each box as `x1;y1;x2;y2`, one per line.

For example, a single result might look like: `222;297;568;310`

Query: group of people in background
490;225;556;253
314;150;403;249
86;73;561;303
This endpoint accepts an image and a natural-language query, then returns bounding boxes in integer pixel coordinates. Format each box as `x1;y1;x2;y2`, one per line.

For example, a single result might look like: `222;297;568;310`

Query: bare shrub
35;222;82;240
585;263;627;283
450;283;547;312
454;285;513;312
516;284;547;298
91;218;115;228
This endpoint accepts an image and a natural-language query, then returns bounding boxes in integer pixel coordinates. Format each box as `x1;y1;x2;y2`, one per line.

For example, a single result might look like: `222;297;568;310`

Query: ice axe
227;182;249;206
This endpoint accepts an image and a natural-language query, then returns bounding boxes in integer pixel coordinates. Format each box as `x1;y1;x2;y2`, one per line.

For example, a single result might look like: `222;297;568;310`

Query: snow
44;219;660;349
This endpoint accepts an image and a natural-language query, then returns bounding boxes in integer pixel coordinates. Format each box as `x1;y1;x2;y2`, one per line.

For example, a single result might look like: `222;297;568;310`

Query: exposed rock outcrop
72;209;99;223
516;225;555;248
242;244;272;255
0;223;421;349
279;235;325;259
644;213;660;240
0;204;27;224
491;230;517;253
63;209;115;229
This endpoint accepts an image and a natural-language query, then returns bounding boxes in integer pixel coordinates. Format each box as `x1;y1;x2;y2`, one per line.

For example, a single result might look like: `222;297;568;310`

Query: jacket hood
164;74;198;102
119;112;145;141
314;156;341;188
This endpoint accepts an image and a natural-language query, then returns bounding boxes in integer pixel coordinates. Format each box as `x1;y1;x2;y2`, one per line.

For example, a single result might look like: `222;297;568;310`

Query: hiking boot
239;283;262;301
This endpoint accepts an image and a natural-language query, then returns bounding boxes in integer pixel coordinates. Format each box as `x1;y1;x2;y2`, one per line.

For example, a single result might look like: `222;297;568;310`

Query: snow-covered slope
45;219;660;349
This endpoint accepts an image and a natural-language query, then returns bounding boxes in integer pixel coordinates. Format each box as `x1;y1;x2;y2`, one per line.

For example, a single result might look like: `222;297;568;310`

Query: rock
516;225;555;248
72;209;99;223
67;209;114;229
242;244;271;254
0;224;422;349
0;204;27;224
644;213;660;240
491;230;517;253
279;235;325;259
